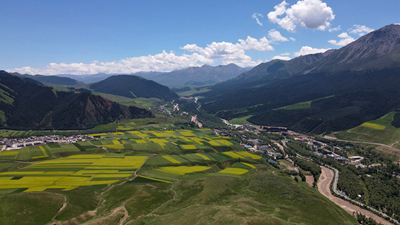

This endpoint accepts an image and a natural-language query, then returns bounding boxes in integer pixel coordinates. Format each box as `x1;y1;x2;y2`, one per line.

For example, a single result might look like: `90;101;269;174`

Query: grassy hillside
334;111;400;145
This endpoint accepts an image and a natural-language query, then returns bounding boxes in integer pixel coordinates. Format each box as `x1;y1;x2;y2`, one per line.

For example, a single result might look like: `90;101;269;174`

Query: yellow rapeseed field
218;168;249;175
195;153;210;160
222;151;245;159
162;156;181;164
181;145;196;150
0;154;146;192
361;122;386;130
241;162;256;168
236;151;262;159
157;166;210;175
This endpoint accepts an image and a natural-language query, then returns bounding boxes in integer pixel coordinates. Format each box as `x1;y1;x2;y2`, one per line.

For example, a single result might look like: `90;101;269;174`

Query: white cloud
238;36;274;51
349;24;374;36
294;46;330;57
328;32;355;46
272;55;291;61
10;36;276;75
181;44;202;52
290;37;296;41
268;0;334;32
252;13;263;26
329;25;341;32
281;52;290;56
268;29;289;42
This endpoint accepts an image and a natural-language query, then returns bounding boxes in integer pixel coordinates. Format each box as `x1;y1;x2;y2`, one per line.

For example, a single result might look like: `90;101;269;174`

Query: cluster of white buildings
0;135;87;151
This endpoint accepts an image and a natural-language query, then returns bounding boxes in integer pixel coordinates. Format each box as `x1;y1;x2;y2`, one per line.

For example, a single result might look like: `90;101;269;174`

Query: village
217;122;390;170
0;134;89;152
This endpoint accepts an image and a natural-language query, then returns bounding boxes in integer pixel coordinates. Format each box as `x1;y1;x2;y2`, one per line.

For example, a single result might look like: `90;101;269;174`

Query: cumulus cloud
290;37;296;41
329;25;341;32
268;29;288;42
281;52;290;56
272;55;291;61
268;0;334;31
252;13;263;26
328;32;355;46
10;36;277;75
349;24;374;36
294;46;330;57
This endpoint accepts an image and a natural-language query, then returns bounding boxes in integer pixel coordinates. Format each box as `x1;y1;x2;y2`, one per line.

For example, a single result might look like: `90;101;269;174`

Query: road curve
318;166;393;225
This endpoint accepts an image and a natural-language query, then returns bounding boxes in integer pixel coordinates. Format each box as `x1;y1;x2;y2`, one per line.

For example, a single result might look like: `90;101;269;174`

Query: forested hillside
90;75;179;100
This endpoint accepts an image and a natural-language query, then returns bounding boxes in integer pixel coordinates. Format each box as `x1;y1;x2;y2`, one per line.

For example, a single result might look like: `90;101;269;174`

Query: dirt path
318;166;393;225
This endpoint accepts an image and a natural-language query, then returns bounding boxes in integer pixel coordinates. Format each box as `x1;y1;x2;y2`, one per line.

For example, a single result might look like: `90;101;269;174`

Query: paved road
323;135;397;149
318;166;393;225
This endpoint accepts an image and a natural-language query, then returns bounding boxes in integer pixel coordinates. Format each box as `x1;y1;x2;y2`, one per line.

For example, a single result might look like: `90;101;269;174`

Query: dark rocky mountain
89;75;179;100
199;24;400;134
152;63;251;87
0;71;153;130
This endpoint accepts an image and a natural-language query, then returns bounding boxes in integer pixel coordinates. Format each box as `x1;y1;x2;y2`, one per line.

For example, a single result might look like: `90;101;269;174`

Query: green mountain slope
89;75;178;100
199;24;400;134
0;71;154;130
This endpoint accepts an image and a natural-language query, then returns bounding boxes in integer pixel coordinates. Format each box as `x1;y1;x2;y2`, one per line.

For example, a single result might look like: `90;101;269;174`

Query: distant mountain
199;24;400;134
0;71;153;130
152;63;251;87
29;75;81;85
135;71;164;80
89;75;179;100
60;73;112;84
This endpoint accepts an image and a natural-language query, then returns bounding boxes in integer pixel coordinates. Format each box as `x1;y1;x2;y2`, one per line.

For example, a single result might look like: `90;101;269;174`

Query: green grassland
94;92;162;109
274;95;335;111
229;115;254;125
0;127;358;224
335;111;400;145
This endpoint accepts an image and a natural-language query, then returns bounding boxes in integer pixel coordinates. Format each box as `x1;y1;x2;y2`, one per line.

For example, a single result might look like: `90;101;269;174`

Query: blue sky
1;0;398;75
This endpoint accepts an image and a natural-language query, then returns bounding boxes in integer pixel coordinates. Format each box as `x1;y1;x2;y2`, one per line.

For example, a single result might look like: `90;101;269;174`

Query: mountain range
199;24;400;134
0;71;154;130
151;63;251;87
58;64;250;88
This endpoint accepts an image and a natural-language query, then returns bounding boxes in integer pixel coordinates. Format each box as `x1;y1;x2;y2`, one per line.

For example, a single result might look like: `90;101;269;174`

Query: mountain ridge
0;71;154;130
89;75;179;100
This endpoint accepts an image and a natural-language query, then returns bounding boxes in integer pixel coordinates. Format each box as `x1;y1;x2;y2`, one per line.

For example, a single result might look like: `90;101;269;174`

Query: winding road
318;166;393;225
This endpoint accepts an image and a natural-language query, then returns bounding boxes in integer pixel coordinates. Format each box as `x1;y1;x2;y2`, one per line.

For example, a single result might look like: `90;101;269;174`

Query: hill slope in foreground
0;71;154;130
0;128;357;225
